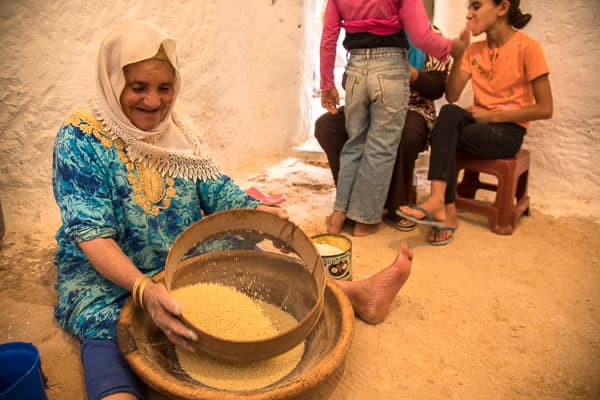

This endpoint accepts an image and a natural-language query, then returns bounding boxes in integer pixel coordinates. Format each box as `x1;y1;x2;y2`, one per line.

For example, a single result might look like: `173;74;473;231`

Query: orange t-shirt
461;31;549;128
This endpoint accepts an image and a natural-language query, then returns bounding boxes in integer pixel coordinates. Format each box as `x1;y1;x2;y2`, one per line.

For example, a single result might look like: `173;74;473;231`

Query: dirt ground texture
1;157;599;400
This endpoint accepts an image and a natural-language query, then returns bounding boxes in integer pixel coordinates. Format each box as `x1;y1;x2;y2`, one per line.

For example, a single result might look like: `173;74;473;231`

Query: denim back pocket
377;73;408;111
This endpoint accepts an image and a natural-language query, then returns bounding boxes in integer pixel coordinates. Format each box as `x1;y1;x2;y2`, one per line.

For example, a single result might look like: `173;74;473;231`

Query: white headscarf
90;20;220;181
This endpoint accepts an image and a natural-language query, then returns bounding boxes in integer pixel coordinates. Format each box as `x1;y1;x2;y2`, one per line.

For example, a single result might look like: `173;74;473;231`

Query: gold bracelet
137;277;152;311
131;276;145;307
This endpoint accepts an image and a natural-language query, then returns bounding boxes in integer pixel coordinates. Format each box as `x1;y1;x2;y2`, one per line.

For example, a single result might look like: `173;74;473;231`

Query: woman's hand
79;238;197;350
142;281;198;352
321;88;339;114
256;205;292;252
256;204;289;220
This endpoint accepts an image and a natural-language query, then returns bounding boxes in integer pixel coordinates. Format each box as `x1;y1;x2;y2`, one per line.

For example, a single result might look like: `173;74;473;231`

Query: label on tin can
311;234;353;281
321;252;352;281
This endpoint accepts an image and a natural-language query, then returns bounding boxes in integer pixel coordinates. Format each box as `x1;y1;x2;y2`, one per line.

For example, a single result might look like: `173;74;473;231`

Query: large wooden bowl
117;274;355;400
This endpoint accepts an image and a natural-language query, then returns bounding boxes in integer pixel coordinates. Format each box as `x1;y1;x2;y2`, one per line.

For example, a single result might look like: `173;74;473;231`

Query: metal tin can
311;233;352;281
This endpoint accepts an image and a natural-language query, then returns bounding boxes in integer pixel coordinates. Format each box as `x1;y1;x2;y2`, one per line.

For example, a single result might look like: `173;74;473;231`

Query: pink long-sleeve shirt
320;0;451;90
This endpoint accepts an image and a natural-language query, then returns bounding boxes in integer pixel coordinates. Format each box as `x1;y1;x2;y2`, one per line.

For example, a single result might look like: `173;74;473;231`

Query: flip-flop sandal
429;226;457;246
245;186;286;206
395;206;444;227
389;216;417;232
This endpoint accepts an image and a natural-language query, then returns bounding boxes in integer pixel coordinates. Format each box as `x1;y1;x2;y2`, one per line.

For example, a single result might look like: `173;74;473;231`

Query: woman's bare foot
352;222;383;237
335;243;413;324
326;210;346;234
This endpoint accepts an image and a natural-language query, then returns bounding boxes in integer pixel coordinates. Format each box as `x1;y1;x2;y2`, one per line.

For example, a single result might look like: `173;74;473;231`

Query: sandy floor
1;156;599;399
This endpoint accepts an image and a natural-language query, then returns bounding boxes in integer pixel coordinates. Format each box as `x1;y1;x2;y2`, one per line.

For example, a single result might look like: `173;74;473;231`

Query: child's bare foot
398;197;446;223
427;203;458;245
428;225;458;246
335;243;413;324
352;222;383;237
326;210;346;234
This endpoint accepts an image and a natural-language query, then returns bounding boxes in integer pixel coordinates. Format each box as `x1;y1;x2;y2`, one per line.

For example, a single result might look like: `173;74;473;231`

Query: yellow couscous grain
172;282;278;340
172;283;305;391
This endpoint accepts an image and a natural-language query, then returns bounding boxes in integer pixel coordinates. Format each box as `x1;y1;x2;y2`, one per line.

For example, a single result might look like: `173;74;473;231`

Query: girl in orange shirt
397;0;553;245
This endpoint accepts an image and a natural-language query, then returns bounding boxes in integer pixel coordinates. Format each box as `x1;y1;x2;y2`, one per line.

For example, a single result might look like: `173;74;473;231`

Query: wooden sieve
163;208;327;362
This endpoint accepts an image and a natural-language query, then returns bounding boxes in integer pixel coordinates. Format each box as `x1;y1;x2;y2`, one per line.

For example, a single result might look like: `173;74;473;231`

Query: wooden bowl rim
118;277;355;400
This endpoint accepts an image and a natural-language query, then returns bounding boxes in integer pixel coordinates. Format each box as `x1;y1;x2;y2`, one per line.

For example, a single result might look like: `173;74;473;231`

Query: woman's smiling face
119;59;175;131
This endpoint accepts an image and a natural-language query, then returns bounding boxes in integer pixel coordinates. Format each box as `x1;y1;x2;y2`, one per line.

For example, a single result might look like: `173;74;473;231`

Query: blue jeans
335;47;409;224
81;339;144;400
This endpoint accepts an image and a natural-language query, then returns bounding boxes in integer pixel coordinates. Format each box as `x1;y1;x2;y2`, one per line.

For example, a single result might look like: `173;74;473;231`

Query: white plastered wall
0;0;599;228
0;1;314;190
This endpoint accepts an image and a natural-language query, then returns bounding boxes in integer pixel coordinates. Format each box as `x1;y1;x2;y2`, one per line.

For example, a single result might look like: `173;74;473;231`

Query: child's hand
409;66;419;83
450;26;471;59
469;106;495;123
460;26;471;46
321;88;340;114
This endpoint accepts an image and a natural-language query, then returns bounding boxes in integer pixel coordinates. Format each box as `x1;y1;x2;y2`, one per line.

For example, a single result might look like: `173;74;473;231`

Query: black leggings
429;104;525;204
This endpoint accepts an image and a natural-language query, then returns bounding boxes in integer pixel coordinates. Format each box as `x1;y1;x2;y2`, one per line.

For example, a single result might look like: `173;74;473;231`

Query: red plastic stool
455;149;530;235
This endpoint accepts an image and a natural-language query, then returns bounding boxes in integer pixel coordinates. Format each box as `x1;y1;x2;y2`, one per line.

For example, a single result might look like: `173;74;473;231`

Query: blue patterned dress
52;109;259;341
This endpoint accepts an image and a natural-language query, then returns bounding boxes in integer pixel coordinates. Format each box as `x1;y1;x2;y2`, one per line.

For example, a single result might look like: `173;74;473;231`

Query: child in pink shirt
321;0;464;236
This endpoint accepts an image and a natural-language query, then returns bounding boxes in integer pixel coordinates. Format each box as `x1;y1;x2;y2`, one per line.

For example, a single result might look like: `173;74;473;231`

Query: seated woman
397;0;553;245
52;20;413;399
315;27;451;235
